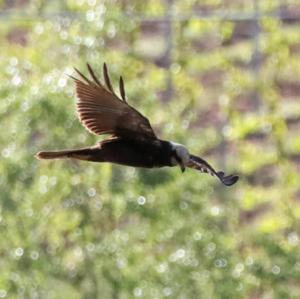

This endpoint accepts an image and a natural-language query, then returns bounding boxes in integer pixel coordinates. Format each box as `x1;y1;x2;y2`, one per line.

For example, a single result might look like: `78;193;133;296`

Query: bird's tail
35;148;95;161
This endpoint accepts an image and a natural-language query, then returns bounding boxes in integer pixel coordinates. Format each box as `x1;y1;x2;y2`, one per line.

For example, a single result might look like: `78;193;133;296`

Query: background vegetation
1;0;300;298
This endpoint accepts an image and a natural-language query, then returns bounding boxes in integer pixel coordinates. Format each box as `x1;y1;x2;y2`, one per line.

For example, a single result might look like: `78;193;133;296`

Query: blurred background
1;0;300;298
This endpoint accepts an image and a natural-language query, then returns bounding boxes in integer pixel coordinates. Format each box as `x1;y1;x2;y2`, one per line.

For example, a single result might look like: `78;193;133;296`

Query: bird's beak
180;163;186;173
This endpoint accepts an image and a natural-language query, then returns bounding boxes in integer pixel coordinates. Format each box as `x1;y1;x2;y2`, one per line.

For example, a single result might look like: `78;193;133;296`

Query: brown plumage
36;63;239;186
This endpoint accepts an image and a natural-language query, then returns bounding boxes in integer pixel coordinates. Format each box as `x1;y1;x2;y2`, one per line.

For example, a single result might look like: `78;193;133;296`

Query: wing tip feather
86;63;102;87
119;76;127;102
103;62;115;94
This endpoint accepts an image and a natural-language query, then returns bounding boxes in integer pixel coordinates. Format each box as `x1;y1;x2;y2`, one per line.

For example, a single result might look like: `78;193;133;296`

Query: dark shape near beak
175;155;185;173
180;162;186;173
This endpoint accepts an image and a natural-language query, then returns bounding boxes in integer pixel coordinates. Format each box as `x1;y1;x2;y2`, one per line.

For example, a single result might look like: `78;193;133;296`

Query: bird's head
170;142;190;173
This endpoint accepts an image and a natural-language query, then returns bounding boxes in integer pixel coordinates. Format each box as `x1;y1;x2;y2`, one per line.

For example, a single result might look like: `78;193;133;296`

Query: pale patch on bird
170;141;190;172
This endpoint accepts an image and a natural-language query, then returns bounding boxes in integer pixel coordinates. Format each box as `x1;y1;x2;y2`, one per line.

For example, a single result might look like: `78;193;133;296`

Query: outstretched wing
187;154;239;186
70;63;157;140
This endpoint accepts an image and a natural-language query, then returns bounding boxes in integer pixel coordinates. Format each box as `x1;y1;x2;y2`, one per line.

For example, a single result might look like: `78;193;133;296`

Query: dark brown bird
36;63;238;186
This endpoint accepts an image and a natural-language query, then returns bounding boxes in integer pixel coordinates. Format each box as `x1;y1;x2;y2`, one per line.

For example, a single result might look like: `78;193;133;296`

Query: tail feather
35;148;95;161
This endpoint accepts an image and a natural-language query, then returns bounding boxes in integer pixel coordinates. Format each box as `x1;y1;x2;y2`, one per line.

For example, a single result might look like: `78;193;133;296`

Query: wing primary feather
119;76;127;102
74;67;92;84
103;63;115;94
67;74;81;82
86;63;102;87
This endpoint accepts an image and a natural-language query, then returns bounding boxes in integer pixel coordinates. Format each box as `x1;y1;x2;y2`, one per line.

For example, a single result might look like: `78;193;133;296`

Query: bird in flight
36;63;238;186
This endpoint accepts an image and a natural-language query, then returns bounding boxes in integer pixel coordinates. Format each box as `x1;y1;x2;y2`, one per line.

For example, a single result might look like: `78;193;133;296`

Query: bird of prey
36;63;238;186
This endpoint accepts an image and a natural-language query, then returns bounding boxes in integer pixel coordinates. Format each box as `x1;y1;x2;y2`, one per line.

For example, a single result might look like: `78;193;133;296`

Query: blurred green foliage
0;0;300;298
